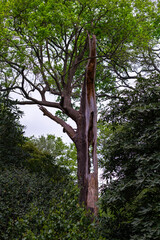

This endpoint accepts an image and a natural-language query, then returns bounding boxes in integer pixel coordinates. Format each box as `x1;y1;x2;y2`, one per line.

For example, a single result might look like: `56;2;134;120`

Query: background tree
99;76;160;240
31;134;77;177
0;0;157;213
0;93;25;166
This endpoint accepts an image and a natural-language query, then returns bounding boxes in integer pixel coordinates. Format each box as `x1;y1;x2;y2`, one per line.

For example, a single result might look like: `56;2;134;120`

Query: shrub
12;185;103;240
0;166;70;240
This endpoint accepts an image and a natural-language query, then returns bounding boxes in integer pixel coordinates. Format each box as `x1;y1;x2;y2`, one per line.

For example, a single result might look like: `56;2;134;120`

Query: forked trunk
75;35;98;215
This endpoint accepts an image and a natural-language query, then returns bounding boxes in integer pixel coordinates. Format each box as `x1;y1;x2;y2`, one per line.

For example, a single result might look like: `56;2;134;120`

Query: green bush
0;166;71;240
12;185;103;240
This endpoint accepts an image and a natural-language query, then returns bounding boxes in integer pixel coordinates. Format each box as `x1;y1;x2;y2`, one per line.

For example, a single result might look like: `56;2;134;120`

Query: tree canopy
30;134;77;176
0;0;157;108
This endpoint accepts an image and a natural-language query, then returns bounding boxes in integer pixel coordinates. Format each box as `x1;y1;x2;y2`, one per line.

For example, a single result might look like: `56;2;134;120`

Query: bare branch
38;105;76;141
16;99;62;109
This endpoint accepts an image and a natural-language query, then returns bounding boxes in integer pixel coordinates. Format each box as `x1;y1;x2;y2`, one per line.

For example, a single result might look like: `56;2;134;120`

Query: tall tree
0;0;156;213
99;76;160;239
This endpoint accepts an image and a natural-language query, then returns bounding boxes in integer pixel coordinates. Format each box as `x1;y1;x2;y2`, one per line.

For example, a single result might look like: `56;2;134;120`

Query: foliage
12;185;104;240
30;135;77;177
0;141;103;240
22;140;71;181
99;76;160;240
0;95;78;239
0;0;157;105
0;130;73;240
0;137;76;240
0;166;68;240
0;94;25;166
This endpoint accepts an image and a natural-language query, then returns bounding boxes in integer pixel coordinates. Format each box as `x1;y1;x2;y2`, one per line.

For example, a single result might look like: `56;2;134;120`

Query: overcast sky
10;91;72;143
19;104;72;143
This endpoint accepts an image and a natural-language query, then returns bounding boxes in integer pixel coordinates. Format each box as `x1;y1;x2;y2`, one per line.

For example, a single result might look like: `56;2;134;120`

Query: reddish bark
75;35;98;215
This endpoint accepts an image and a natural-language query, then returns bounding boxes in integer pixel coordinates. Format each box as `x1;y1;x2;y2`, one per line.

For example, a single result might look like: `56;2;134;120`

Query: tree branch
38;105;76;141
16;99;62;109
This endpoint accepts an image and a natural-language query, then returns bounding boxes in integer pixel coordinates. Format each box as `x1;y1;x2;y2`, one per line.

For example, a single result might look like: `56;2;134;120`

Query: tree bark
75;35;98;215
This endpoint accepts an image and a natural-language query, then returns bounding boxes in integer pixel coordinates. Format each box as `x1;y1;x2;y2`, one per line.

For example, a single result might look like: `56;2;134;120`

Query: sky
19;104;72;143
11;91;72;143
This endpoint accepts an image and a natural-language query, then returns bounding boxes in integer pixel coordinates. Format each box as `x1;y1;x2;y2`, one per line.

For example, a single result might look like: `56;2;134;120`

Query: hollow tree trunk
75;35;98;215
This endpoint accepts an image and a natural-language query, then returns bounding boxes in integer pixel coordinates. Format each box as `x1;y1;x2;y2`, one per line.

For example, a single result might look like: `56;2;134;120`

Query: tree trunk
37;34;98;215
75;35;98;215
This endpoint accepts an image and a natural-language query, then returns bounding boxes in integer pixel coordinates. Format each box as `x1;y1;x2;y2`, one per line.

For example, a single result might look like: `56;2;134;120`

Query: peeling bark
75;35;98;215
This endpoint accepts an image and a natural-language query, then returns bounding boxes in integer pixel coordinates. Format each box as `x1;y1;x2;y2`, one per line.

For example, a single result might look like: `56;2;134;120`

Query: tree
99;76;160;239
0;93;25;166
30;134;77;177
0;0;157;214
